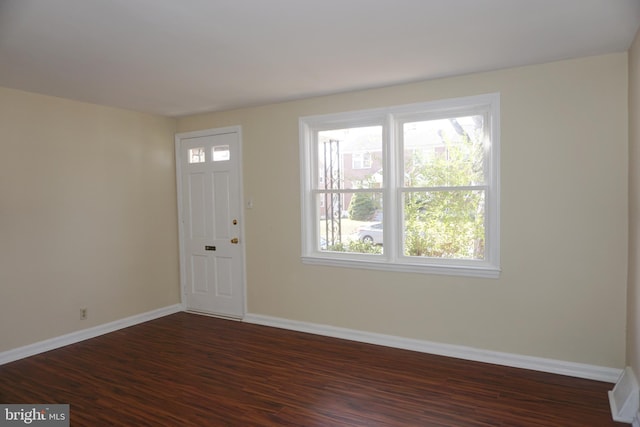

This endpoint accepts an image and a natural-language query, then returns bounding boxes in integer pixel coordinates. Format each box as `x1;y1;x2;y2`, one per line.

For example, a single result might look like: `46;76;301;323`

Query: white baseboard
609;367;640;423
0;304;183;365
1;307;623;384
244;313;622;383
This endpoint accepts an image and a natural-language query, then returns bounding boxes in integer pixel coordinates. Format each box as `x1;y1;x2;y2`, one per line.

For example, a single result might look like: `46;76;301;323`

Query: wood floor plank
0;312;628;426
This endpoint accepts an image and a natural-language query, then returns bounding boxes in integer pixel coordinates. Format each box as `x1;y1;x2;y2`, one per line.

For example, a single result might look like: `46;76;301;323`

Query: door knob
230;238;239;244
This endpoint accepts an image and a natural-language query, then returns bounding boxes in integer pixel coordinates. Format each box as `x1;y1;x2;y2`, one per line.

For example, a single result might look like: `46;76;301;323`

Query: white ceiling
0;0;639;117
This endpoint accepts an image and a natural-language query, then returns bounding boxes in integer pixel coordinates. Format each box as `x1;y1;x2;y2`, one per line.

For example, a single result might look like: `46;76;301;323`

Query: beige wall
178;53;629;368
0;87;180;352
0;52;629;369
628;29;640;373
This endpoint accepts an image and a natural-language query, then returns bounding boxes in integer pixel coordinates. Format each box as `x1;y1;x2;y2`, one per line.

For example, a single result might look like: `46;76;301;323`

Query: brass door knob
231;238;239;244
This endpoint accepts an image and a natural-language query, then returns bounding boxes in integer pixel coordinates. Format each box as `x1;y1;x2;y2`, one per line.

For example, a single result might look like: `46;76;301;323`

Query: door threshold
185;310;243;321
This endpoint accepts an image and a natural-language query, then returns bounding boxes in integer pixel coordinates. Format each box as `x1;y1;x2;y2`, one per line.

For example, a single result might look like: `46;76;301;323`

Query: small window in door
188;147;205;163
212;146;230;162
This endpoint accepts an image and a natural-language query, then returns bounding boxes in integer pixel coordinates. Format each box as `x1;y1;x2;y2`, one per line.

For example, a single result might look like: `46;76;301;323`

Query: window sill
301;255;501;279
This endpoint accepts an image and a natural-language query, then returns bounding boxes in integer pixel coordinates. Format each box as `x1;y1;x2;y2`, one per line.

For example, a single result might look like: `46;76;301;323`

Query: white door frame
175;126;247;318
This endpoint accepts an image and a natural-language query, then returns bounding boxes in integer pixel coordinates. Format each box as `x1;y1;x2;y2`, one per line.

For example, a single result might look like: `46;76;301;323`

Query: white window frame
299;93;500;278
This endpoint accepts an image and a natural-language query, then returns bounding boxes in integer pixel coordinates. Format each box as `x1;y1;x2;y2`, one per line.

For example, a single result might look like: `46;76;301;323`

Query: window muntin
300;94;500;277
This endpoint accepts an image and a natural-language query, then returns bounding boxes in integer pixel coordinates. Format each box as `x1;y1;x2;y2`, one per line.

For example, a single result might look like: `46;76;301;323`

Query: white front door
176;127;245;318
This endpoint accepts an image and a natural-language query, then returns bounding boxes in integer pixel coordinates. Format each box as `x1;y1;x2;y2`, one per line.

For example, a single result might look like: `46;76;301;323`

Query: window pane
212;145;230;161
188;147;205;163
317;126;383;191
403;190;485;259
352;152;372;169
317;192;383;254
403;116;484;187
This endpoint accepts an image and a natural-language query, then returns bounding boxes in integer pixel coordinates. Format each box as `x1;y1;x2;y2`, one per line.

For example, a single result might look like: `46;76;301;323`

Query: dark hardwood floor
0;312;627;426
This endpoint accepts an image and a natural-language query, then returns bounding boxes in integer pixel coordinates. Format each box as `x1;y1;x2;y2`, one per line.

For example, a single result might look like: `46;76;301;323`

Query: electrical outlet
80;308;87;320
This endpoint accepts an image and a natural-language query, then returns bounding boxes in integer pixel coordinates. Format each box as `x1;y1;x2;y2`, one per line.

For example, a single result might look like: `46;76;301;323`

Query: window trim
299;93;500;278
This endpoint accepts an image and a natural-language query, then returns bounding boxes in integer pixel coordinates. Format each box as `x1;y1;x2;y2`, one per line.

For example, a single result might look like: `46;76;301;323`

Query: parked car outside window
353;222;383;244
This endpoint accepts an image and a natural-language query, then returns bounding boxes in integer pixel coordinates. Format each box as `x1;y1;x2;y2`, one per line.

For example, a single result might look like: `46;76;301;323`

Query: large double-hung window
299;93;500;278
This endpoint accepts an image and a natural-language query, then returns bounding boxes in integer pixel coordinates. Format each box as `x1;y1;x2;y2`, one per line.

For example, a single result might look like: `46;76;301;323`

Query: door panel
213;172;231;238
190;255;208;293
188;173;206;238
177;129;244;318
215;257;233;296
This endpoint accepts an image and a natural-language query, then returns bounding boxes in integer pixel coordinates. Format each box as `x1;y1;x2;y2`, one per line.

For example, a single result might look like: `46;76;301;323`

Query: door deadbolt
230;238;239;244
